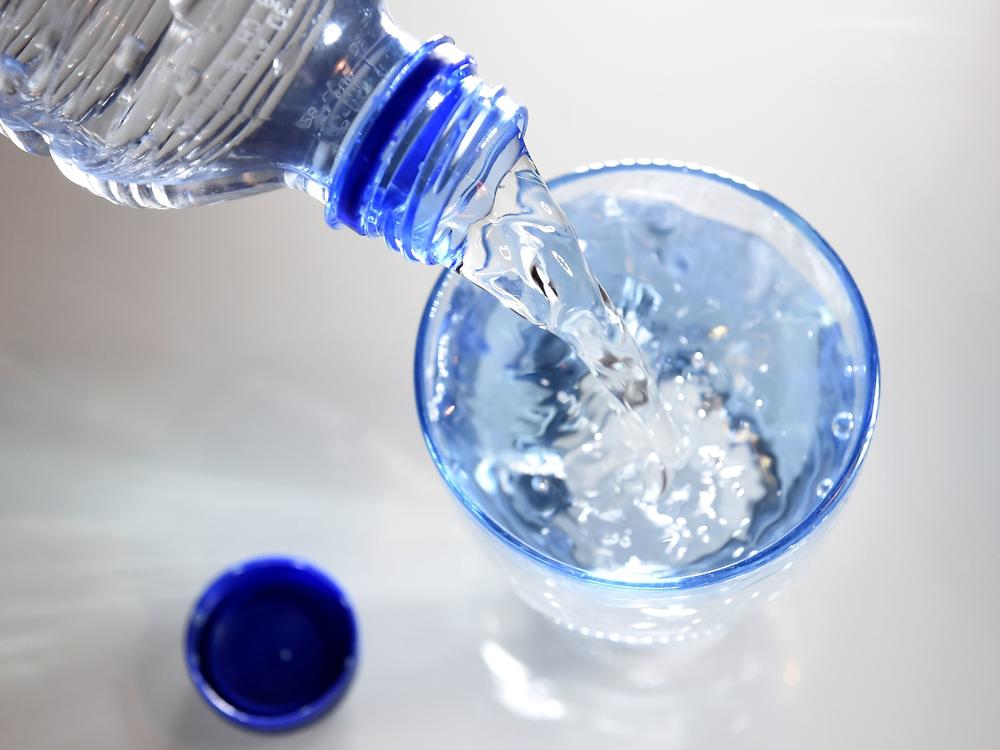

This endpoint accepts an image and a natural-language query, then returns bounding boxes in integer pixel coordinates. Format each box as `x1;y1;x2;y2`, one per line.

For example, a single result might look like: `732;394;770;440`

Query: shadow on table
476;591;807;747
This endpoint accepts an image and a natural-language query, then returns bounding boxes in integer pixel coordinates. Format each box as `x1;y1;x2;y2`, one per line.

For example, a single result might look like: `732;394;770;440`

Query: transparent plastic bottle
0;0;527;265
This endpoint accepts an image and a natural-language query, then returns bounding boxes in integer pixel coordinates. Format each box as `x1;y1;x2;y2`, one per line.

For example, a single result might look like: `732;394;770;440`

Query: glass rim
414;159;880;591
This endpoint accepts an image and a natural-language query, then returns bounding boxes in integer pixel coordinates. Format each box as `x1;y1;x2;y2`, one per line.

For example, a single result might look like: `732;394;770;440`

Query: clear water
457;154;686;507
425;185;857;580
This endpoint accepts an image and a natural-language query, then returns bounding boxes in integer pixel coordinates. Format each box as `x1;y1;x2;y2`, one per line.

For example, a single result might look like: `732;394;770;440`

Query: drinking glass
415;160;879;642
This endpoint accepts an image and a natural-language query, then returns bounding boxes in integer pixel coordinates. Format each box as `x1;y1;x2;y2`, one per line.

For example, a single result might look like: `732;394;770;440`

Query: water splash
457;153;686;501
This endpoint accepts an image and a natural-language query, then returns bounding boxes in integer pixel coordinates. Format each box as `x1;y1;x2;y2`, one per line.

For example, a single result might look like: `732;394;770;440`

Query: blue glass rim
414;159;880;591
184;556;358;732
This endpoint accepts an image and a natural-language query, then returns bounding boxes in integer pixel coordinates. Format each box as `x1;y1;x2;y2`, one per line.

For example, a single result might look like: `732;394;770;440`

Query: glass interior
416;162;877;584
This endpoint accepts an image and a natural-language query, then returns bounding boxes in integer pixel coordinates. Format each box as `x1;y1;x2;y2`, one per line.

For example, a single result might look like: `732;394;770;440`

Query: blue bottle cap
185;557;358;732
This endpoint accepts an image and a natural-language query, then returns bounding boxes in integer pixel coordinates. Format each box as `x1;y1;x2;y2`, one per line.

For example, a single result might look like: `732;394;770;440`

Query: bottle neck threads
326;39;526;266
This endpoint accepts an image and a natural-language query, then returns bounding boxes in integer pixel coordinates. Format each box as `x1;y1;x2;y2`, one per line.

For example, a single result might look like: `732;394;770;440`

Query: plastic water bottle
0;0;526;265
0;2;685;493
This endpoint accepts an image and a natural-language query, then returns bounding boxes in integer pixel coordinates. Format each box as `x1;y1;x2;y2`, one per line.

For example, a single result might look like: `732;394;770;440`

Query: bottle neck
324;39;527;266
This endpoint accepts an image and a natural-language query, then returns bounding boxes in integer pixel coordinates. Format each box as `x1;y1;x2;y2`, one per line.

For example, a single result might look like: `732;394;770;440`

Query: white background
1;0;997;747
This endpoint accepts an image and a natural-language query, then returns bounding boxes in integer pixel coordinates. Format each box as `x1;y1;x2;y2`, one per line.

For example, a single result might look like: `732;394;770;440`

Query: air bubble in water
667;254;689;277
602;196;623;217
831;411;854;440
531;476;550;494
817;478;834;497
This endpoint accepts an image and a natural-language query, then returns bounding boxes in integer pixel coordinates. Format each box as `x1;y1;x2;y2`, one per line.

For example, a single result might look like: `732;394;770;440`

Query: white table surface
1;1;998;747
